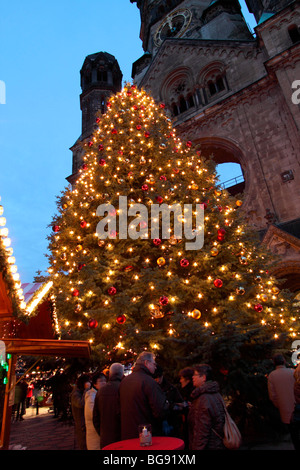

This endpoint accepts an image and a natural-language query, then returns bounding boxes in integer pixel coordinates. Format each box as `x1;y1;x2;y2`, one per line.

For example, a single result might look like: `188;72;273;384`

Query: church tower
245;0;296;22
67;52;122;185
131;0;300;293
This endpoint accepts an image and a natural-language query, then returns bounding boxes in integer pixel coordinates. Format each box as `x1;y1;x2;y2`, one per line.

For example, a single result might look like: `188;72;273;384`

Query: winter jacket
71;386;87;450
84;387;100;450
119;363;167;440
93;378;122;449
268;365;295;424
188;381;225;450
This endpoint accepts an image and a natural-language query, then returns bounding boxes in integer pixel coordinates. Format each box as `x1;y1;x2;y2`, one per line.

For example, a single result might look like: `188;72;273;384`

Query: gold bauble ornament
157;257;166;266
210;247;219;256
191;309;201;319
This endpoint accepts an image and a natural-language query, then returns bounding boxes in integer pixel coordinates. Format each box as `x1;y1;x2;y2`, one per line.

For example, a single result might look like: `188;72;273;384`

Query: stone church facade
68;0;300;294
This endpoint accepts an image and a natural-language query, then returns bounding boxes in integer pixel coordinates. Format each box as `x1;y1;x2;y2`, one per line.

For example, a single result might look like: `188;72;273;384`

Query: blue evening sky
0;1;256;283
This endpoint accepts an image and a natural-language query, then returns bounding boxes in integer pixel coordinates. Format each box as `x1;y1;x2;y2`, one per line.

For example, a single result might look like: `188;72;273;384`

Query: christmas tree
47;84;298;377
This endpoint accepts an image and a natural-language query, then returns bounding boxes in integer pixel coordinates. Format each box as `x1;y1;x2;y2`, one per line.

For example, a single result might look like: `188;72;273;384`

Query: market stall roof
2;337;91;358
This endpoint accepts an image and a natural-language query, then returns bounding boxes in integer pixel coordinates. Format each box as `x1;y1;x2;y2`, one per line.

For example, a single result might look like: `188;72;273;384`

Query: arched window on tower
207;76;226;98
97;70;108;82
216;76;225;92
208;80;217;96
172;103;179;116
85;69;92;86
179;96;187;113
187;94;195;108
288;24;300;44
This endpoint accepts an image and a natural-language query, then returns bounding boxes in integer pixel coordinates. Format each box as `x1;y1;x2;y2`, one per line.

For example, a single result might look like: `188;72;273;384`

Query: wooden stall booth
0;276;91;450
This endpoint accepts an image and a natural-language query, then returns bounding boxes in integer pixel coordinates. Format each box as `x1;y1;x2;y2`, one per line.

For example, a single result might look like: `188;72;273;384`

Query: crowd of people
12;378;46;421
69;352;300;451
12;351;300;450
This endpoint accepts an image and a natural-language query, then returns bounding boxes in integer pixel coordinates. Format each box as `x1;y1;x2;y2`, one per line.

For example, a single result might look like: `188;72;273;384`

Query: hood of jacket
191;380;220;400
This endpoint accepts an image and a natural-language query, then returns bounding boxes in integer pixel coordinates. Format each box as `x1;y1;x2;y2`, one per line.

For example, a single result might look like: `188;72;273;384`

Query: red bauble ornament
254;303;263;312
159;103;165;108
88;141;93;147
108;286;117;295
180;258;189;267
107;102;111;108
124;265;134;272
98;144;104;151
111;128;118;134
116;314;126;324
153;238;162;246
52;225;60;232
136;124;142;130
142;184;149;191
88;319;98;329
156;196;163;203
80;220;87;228
186;141;192;147
218;228;226;236
159;296;169;306
77;263;86;271
72;289;79;297
82;163;87;170
99;158;106;166
159;175;167;181
213;279;223;288
144;131;150;138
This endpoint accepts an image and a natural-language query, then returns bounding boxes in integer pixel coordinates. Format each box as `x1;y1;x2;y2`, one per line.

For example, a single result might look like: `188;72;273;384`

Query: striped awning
21;283;44;305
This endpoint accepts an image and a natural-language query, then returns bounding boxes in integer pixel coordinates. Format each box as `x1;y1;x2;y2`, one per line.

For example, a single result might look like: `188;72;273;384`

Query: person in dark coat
188;364;225;450
178;367;194;447
153;365;184;437
93;363;124;449
71;374;91;450
119;352;168;440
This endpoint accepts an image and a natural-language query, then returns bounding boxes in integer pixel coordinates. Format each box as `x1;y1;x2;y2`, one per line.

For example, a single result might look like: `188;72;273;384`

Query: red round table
102;436;185;450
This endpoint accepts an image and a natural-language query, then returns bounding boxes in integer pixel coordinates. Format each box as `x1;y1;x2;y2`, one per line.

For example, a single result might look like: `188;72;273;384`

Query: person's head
192;364;213;388
91;372;107;390
136;351;157;375
273;354;286;367
76;374;91;392
179;367;194;388
109;363;124;381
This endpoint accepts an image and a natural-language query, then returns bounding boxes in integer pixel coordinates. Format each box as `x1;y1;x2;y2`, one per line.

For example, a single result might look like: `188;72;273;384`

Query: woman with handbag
188;364;226;450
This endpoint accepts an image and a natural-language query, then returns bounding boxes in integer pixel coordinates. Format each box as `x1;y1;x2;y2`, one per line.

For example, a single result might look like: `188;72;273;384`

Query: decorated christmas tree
47;84;298;378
